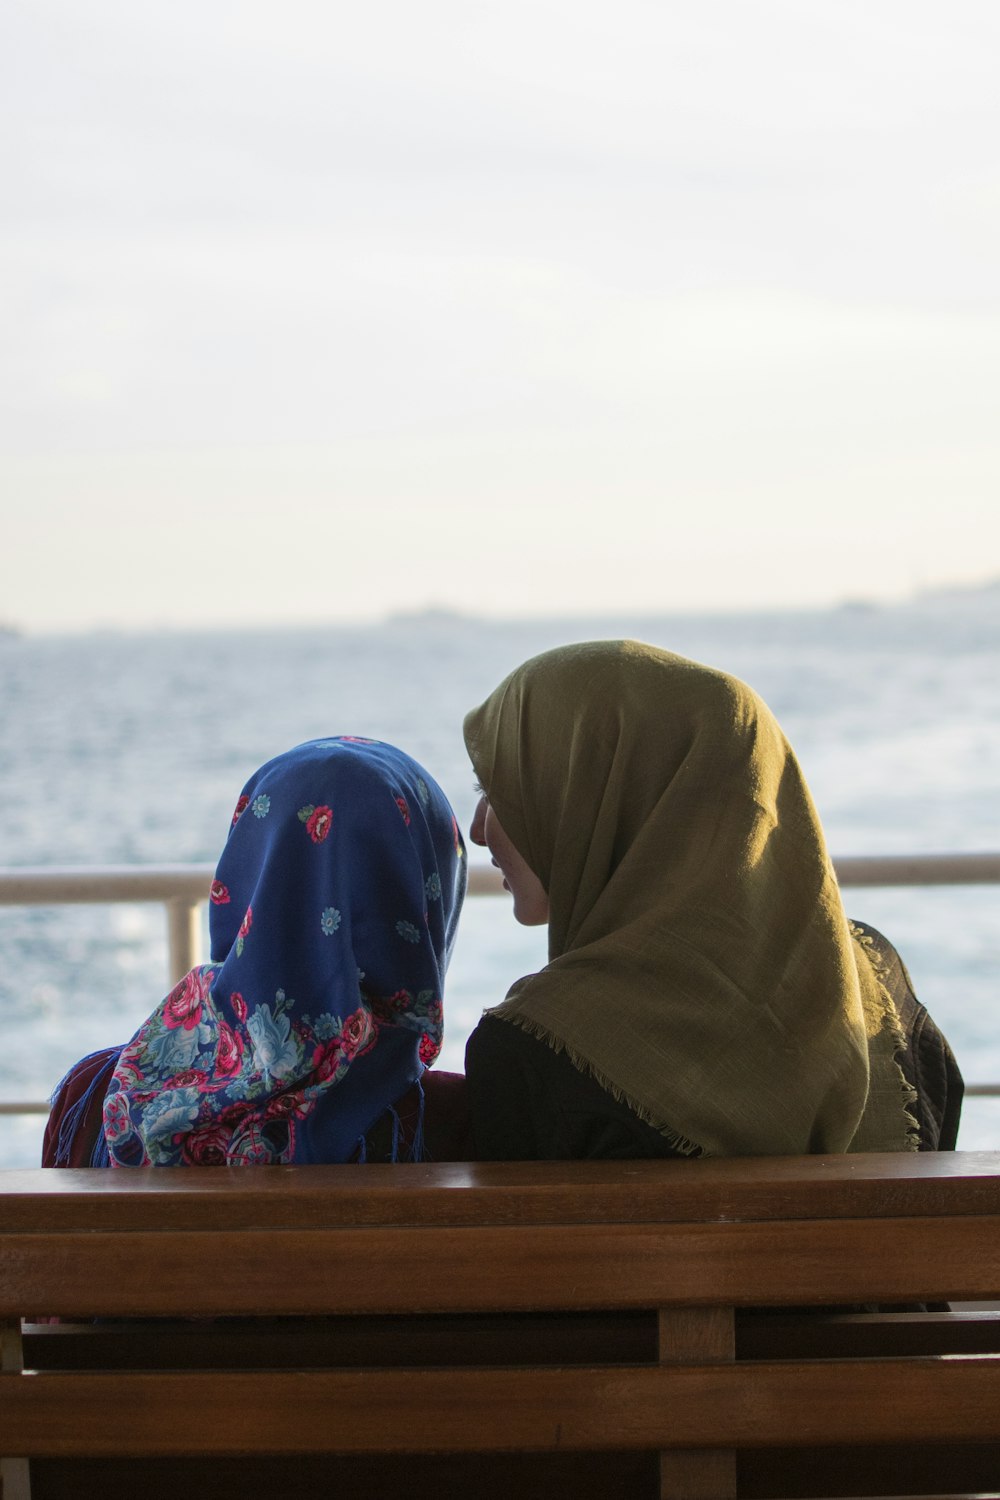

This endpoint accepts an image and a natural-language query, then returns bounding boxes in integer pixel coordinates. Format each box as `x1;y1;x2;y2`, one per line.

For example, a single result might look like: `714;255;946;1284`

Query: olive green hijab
464;640;917;1157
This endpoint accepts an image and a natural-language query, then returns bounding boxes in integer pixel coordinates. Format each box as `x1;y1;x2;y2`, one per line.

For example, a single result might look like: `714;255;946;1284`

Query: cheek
519;880;549;926
482;807;509;862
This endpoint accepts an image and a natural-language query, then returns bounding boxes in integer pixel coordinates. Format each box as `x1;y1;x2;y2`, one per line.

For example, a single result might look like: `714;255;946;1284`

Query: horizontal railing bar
1;852;999;905
832;852;1000;887
0;865;214;904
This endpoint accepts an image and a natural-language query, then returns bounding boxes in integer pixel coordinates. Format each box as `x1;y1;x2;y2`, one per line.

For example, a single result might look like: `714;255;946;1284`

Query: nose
469;794;488;847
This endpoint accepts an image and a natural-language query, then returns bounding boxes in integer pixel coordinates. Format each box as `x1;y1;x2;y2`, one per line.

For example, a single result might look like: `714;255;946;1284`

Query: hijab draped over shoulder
102;737;466;1166
463;640;917;1158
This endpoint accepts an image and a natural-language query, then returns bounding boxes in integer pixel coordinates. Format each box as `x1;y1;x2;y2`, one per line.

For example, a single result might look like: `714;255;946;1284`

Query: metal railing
1;852;998;1115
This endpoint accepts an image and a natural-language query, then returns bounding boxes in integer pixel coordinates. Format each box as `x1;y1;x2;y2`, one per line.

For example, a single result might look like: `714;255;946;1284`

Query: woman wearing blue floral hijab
44;737;468;1167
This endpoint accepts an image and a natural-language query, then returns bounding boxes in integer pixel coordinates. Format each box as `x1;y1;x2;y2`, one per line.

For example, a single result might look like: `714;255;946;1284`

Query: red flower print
163;970;208;1031
395;795;411;825
181;1124;232;1166
169;1068;209;1089
216;1022;244;1077
210;881;230;905
231;795;250;827
312;1036;344;1083
369;989;411;1021
419;1032;438;1065
306;805;333;843
265;1091;305;1119
341;1007;373;1057
215;1096;253;1126
229;991;247;1022
235;906;253;955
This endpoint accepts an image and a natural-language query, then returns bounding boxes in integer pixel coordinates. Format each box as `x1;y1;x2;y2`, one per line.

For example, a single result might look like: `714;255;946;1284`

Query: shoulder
465;1014;688;1160
850;918;964;1150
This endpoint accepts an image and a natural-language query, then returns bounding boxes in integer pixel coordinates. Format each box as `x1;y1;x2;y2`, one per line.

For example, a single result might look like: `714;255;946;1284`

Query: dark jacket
466;920;963;1161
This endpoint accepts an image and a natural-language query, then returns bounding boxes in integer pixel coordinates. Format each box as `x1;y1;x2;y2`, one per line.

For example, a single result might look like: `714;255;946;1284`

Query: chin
513;901;549;927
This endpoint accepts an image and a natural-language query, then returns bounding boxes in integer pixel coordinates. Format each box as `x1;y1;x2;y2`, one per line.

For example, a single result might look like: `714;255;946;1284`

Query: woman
463;640;962;1160
44;736;469;1167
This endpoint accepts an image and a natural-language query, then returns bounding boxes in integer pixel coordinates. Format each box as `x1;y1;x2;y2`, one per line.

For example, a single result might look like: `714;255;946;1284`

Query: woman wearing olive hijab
463;640;962;1161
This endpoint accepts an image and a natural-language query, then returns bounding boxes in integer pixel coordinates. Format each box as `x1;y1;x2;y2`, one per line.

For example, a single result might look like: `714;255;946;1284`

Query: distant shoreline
4;576;998;641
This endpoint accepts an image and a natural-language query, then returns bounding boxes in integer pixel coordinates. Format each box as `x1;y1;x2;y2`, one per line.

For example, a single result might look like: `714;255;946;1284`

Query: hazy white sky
2;0;998;630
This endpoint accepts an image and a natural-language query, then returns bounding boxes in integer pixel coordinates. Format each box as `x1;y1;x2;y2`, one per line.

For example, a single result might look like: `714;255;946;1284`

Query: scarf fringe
49;1047;121;1169
499;1011;705;1158
354;1075;428;1164
849;923;922;1152
408;1074;427;1163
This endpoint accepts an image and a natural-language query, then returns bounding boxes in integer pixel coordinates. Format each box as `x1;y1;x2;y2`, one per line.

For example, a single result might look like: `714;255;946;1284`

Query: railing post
166;898;201;985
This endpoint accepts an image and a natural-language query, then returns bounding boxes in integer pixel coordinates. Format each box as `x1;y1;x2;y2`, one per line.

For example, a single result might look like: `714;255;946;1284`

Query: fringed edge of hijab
848;922;921;1154
490;922;922;1160
494;1010;706;1157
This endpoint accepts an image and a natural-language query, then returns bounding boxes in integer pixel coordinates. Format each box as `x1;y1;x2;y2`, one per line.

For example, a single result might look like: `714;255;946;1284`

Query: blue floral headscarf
102;738;466;1166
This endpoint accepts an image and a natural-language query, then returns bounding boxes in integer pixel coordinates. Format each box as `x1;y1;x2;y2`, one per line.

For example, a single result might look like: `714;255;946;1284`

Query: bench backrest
1;1152;999;1499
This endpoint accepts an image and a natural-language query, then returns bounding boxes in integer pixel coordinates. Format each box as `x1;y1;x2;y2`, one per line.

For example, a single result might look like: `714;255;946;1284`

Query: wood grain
3;1214;999;1316
0;1152;998;1231
2;1154;999;1497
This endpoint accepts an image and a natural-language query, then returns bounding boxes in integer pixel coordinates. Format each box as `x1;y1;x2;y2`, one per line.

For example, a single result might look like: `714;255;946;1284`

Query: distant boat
834;598;880;615
382;607;474;628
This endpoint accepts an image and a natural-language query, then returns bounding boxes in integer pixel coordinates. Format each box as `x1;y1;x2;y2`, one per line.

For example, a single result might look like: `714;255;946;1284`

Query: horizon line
3;576;999;641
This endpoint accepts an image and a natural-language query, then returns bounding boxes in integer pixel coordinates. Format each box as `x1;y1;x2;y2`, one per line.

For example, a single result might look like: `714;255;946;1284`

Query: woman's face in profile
470;795;549;927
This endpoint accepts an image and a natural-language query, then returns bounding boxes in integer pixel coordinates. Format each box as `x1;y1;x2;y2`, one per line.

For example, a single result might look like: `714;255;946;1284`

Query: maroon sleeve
42;1046;121;1167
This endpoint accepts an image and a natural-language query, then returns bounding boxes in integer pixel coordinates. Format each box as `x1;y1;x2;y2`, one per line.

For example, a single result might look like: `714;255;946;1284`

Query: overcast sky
2;0;998;631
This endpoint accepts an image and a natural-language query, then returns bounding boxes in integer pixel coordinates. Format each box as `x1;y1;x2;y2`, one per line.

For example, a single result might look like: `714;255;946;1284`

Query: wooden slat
3;1215;999;1316
1;1153;998;1232
1;1358;999;1457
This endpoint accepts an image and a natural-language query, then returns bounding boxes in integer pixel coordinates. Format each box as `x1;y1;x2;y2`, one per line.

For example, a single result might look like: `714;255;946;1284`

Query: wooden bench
2;1152;1000;1500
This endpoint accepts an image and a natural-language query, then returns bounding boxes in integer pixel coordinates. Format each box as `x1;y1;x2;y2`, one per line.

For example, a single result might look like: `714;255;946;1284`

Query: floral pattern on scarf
103;737;466;1166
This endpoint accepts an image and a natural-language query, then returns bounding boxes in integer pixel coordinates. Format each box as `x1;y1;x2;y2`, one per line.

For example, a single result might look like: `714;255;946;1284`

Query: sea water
1;596;998;1165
